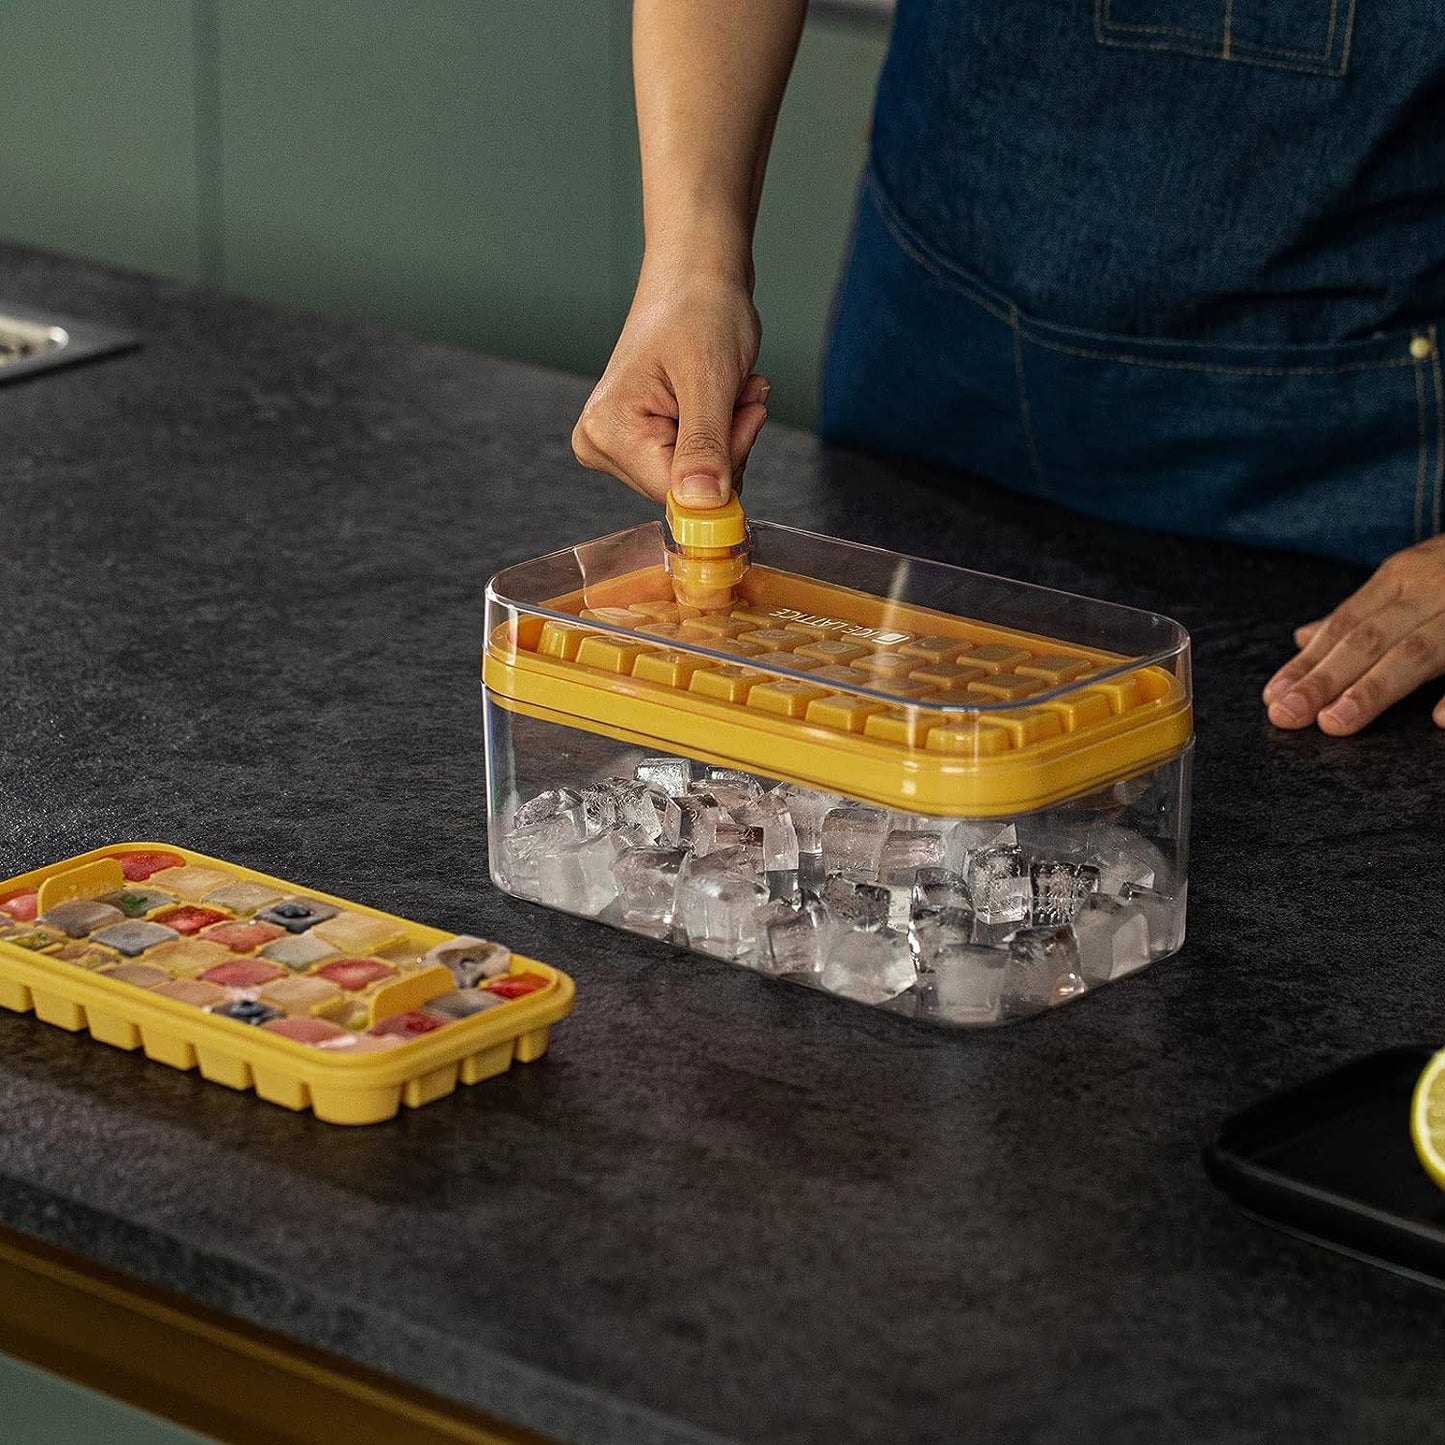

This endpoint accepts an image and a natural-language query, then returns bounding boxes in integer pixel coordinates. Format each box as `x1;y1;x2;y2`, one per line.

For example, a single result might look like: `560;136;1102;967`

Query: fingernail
759;381;772;402
1272;691;1309;724
676;475;723;505
1322;697;1362;731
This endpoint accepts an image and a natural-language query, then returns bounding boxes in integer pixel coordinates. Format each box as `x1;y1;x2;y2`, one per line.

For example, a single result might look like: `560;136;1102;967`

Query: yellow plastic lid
483;521;1192;816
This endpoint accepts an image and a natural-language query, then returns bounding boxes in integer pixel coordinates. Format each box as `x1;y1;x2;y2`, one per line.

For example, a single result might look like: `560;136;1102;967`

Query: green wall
0;1;888;425
0;1354;209;1444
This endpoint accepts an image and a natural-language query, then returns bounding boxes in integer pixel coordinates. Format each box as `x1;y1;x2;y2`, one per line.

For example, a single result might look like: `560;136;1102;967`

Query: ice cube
1004;924;1085;1015
692;809;758;857
662;794;714;849
755;898;832;976
634;757;694;797
762;807;800;874
1120;880;1181;956
772;784;845;855
513;787;583;829
603;778;668;844
1030;859;1100;926
877;830;946;880
38;899;125;938
578;784;625;838
813;875;890;931
421;936;512;988
968;845;1031;924
908;906;975;970
821;928;916;1004
820;806;889;879
1086;828;1168;898
675;850;767;959
911;867;972;913
1073;894;1151;985
537;833;621;916
942;819;1018;876
498;813;583;896
925;943;1007;1023
706;779;765;817
613;846;687;934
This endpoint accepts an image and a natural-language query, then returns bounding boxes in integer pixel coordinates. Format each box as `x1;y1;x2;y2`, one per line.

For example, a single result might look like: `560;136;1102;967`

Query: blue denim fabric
820;0;1445;565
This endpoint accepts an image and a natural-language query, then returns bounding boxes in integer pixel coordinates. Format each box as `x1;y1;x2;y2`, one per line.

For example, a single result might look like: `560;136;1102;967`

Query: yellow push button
665;491;748;551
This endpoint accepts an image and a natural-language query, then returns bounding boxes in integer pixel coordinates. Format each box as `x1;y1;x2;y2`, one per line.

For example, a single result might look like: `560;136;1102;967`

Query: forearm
633;0;807;287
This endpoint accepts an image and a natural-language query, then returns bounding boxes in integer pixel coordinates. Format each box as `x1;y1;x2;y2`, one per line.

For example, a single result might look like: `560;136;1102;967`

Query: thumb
670;368;739;508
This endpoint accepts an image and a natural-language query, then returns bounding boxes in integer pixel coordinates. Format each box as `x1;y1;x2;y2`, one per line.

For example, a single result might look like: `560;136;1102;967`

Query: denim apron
820;0;1445;566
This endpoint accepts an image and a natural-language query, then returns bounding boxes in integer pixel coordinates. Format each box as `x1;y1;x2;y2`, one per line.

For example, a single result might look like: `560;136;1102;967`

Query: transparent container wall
485;699;1190;1029
488;520;1192;674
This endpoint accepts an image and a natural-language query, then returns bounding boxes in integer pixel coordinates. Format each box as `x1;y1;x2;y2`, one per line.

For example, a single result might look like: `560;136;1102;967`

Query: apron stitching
866;172;1013;326
1431;329;1444;535
1096;34;1347;75
1011;311;1048;495
1337;0;1358;73
1098;0;1346;63
1413;352;1427;544
1021;333;1413;376
869;166;1412;376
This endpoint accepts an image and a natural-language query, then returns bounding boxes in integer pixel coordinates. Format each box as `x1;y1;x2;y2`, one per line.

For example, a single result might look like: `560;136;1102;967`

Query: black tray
1205;1045;1445;1288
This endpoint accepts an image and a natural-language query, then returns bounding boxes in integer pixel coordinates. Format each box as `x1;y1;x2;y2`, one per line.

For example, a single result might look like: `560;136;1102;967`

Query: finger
1261;570;1412;711
1315;619;1445;733
671;366;742;507
730;400;767;470
1291;619;1325;650
574;404;676;505
1436;693;1445;729
1268;595;1445;729
737;373;771;408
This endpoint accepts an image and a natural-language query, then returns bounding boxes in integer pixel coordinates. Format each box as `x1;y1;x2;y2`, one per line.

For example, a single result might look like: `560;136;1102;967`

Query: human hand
1262;534;1445;734
572;256;769;508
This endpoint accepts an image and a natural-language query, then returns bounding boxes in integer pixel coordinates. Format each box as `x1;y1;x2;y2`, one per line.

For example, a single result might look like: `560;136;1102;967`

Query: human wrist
640;214;755;294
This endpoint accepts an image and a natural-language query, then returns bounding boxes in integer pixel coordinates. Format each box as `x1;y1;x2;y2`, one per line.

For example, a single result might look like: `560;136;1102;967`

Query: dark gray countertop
3;243;1445;1445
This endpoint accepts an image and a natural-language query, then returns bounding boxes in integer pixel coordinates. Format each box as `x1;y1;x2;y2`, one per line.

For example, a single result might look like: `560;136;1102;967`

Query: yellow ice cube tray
0;844;575;1126
483;520;1193;816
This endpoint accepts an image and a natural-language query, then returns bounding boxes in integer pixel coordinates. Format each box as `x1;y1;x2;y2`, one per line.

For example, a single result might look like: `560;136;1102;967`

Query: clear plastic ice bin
482;516;1192;1027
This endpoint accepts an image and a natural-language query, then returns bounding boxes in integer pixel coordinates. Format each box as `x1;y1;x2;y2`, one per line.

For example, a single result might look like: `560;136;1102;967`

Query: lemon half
1410;1048;1445;1190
